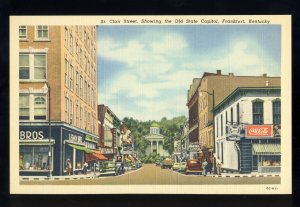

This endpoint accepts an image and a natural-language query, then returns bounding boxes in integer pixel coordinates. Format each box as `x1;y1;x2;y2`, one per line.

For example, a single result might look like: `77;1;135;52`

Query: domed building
144;123;169;157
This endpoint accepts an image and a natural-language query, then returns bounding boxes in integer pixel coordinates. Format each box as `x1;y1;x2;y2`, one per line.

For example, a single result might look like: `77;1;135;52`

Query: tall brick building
187;70;281;162
19;25;98;176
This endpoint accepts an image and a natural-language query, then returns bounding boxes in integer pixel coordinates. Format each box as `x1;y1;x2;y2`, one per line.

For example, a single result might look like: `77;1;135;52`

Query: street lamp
43;83;52;177
200;89;215;173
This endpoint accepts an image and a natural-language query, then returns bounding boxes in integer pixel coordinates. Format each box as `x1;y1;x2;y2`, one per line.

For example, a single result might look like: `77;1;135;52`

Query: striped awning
252;144;281;155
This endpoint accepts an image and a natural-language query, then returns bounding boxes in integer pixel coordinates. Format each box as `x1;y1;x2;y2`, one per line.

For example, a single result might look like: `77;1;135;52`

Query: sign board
245;125;272;137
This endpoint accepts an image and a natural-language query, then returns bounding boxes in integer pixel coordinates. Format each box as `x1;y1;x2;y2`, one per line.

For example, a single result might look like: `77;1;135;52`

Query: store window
252;99;264;124
259;155;281;166
273;100;281;125
19;95;29;120
36;25;49;39
19;146;49;170
19;25;27;39
34;96;46;120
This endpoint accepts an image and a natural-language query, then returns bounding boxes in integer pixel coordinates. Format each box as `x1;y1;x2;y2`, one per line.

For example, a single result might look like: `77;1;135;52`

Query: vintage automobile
99;161;123;176
155;159;162;166
178;162;187;172
185;159;202;175
161;158;173;169
172;162;180;171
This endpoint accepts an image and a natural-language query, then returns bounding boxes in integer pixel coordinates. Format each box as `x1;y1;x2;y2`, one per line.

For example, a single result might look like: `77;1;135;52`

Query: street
20;164;280;185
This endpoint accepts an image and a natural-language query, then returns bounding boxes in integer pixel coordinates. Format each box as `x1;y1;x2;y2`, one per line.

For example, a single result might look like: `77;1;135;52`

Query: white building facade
214;87;281;173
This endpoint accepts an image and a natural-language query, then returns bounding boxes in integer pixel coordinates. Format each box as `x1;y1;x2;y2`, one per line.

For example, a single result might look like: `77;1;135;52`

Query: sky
97;25;281;121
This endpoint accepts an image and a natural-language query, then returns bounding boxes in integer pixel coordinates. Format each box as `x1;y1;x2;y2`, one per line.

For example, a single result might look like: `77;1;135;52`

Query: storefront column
157;141;159;154
150;141;153;153
73;148;76;175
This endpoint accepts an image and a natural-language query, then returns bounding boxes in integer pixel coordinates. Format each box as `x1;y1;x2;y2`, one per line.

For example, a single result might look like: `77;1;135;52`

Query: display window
259;155;281;166
19;146;49;171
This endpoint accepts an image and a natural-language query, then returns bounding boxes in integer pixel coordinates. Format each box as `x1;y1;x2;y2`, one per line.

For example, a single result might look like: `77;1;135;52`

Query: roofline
213;86;281;112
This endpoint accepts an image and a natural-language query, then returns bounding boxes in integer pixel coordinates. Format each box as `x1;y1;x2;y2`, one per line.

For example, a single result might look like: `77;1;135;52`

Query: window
70;64;74;91
80;76;83;98
84;80;87;101
65;95;69;123
230;107;233;125
216;117;219;137
70;99;73;125
76;102;79;127
87;84;90;105
34;96;46;120
221;114;223;136
80;105;83;128
36;25;49;39
65;27;68;48
19;94;46;121
20;146;50;171
75;70;79;96
34;54;46;79
225;111;228;134
19;26;27;39
252;99;264;125
221;142;224;163
273;100;281;125
65;59;69;87
19;95;29;120
70;34;73;54
76;42;79;60
19;54;29;79
19;53;46;80
237;103;240;125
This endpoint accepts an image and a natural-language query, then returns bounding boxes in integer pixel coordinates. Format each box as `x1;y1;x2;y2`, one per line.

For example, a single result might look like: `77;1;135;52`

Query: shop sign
99;147;113;154
19;130;44;140
245;125;272;137
189;142;200;152
226;124;243;141
69;133;83;143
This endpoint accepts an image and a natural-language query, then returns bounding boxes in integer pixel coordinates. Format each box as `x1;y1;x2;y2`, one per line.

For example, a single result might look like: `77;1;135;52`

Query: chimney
228;73;234;76
216;70;222;75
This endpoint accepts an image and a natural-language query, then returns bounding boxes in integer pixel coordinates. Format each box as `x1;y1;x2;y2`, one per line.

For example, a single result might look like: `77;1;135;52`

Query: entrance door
252;155;258;171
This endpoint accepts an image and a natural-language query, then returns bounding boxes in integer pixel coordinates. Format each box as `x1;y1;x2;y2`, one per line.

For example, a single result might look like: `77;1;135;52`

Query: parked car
155;159;162;166
172;162;180;171
185;159;202;175
99;161;119;176
136;160;142;168
161;158;173;169
178;162;187;172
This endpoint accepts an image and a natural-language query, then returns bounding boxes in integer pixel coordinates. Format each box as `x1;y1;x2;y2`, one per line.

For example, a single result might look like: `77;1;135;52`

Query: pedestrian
216;157;222;175
202;159;208;176
206;161;212;175
83;162;88;175
67;159;72;175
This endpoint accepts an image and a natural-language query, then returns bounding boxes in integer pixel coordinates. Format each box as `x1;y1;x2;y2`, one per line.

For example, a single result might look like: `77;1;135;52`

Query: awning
67;143;94;153
252;144;281;155
86;152;108;162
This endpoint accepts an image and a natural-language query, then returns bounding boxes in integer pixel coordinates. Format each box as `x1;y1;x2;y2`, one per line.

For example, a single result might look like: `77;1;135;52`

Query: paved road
20;164;280;185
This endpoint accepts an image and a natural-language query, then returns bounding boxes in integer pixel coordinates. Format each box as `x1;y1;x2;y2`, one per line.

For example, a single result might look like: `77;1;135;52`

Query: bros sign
245;125;272;137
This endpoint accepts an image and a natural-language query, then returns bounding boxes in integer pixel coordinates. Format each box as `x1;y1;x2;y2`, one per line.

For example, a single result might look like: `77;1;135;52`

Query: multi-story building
214;87;281;174
19;25;98;176
187;70;281;164
98;104;122;159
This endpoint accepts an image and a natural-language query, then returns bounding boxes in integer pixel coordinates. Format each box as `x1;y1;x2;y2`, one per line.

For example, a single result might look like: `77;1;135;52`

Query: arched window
34;96;46;120
252;99;264;125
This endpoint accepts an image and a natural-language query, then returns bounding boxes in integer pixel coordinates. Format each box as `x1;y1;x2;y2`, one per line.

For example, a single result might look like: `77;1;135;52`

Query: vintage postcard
10;15;291;194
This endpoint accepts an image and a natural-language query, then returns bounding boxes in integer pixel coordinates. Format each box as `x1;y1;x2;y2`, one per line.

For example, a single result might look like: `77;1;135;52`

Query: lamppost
200;89;215;173
43;83;52;177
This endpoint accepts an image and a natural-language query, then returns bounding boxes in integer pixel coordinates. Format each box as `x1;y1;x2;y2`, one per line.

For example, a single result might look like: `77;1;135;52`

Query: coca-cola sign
245;125;272;137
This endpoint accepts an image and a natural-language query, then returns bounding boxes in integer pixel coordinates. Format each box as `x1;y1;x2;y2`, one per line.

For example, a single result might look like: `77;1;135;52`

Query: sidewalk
20;172;100;181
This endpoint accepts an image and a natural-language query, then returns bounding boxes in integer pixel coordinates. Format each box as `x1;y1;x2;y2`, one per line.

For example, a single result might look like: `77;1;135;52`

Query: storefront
19;123;99;176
